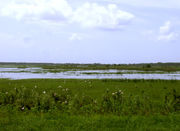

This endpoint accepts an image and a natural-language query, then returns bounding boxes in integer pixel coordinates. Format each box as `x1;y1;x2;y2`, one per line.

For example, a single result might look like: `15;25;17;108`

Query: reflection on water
0;68;180;80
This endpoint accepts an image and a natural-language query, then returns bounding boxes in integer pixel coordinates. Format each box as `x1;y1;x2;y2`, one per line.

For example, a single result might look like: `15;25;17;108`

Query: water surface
0;68;180;80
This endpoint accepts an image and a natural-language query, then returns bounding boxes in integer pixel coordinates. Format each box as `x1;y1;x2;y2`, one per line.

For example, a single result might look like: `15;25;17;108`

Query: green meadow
0;79;180;130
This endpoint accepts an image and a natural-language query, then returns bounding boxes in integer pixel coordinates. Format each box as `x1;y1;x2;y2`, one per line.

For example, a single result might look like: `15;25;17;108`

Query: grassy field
0;79;180;130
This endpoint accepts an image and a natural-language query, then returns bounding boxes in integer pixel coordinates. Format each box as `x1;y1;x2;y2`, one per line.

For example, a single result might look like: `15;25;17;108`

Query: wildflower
21;107;25;111
112;93;115;95
94;100;97;104
5;92;8;94
58;85;62;88
34;85;37;88
43;91;46;94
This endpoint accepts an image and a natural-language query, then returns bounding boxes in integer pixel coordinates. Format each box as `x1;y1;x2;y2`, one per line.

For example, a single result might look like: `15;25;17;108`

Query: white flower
21;107;25;110
43;91;46;94
5;92;8;94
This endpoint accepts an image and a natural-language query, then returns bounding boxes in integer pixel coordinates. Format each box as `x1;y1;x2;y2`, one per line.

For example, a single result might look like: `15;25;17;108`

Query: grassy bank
0;79;180;130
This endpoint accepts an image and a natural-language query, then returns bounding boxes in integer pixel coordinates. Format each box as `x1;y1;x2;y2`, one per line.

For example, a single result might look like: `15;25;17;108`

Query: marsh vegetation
0;79;180;130
1;62;180;71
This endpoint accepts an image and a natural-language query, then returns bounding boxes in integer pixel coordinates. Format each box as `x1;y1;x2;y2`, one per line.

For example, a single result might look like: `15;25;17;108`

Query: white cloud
158;32;178;41
1;0;72;21
72;3;134;29
157;21;178;41
69;33;83;41
0;0;134;30
143;21;179;42
159;21;172;34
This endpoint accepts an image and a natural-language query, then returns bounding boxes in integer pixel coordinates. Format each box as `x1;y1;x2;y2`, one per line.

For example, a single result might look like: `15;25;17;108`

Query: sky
0;0;180;64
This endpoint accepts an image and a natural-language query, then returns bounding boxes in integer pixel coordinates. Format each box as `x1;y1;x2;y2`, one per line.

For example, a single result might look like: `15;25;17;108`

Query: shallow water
0;68;180;80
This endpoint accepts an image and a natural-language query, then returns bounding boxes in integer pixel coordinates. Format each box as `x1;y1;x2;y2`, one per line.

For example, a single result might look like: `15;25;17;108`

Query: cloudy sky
0;0;180;64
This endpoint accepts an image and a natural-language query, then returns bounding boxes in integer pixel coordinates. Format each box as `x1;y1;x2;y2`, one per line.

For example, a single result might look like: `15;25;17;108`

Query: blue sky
0;0;180;64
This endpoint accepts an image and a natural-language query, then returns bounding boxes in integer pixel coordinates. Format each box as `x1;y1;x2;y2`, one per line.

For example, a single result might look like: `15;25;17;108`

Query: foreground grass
0;79;180;130
0;110;180;130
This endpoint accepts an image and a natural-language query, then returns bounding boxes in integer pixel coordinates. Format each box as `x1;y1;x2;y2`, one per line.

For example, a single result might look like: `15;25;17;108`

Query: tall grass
0;79;180;130
0;79;179;115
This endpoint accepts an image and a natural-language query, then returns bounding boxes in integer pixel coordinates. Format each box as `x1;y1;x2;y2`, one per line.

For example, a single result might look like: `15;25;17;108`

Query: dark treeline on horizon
0;62;180;66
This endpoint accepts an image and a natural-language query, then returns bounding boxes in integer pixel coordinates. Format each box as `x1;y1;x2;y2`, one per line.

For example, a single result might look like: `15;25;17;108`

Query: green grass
0;110;180;131
0;79;180;130
81;71;179;75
